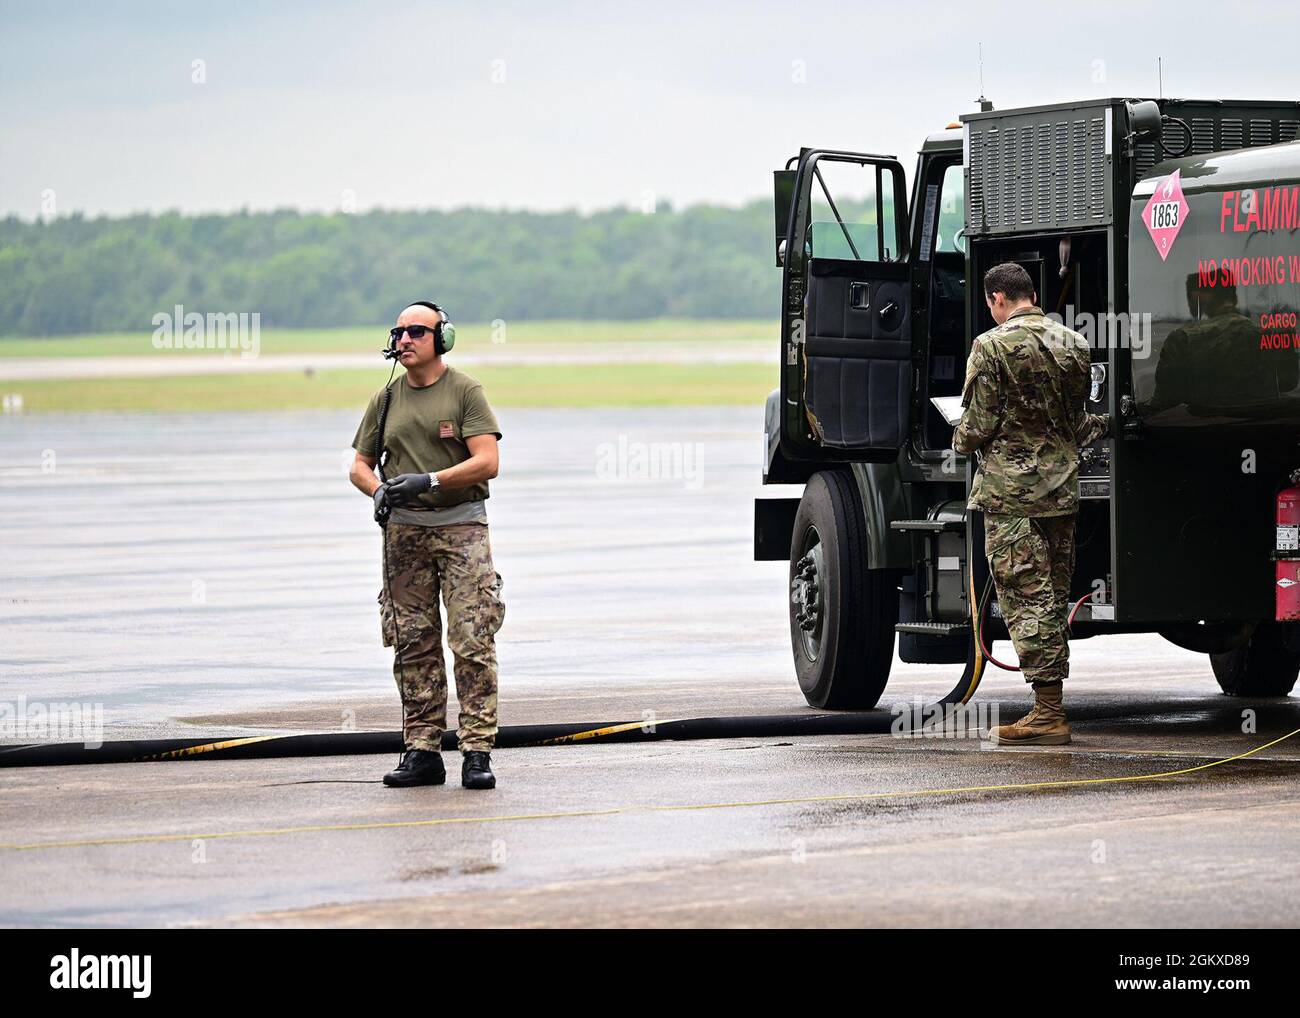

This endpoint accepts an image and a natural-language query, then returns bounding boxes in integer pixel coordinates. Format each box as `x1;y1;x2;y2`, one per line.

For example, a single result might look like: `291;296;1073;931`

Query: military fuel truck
755;97;1300;708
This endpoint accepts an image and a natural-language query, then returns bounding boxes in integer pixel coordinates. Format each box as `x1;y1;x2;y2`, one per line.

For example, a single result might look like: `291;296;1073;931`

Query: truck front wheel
788;470;897;709
1210;622;1300;696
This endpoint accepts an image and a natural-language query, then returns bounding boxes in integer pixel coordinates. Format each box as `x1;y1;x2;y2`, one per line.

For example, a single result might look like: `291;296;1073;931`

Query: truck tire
788;470;897;709
1210;622;1300;696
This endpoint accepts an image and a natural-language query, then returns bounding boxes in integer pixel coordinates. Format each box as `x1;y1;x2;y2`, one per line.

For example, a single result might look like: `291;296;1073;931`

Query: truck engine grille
967;106;1109;236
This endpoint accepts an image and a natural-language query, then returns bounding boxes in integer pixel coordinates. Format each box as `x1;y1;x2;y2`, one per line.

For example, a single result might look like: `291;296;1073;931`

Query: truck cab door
776;149;912;463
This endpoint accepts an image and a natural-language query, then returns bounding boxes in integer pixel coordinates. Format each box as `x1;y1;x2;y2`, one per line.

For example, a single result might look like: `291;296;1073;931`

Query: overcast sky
2;0;1298;220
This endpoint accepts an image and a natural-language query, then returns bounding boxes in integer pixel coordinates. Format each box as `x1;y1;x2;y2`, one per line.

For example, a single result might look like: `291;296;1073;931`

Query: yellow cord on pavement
3;726;1296;853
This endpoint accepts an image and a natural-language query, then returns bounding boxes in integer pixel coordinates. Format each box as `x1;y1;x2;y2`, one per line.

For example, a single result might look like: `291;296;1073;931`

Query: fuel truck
754;97;1300;708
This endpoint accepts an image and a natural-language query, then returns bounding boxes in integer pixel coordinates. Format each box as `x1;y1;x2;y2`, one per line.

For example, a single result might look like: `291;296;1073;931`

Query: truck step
895;621;970;637
890;518;964;533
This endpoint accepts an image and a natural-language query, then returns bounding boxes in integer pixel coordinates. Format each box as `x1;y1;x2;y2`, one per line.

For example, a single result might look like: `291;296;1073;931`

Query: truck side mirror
773;169;795;266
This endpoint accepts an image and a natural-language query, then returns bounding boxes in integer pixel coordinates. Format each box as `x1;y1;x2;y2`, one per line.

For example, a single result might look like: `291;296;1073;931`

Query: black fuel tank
1129;141;1300;433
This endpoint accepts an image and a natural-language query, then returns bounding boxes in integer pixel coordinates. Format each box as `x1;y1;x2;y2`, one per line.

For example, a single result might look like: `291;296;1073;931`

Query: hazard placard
1142;169;1190;262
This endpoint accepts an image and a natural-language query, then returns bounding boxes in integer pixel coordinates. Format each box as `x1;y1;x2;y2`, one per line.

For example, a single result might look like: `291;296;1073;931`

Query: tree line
0;201;786;336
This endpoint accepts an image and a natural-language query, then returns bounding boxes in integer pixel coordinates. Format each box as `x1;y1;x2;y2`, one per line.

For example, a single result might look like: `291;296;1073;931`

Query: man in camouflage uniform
953;263;1109;745
349;301;505;788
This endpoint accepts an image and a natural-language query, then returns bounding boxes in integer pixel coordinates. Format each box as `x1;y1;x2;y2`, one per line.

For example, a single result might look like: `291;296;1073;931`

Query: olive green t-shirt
352;367;501;509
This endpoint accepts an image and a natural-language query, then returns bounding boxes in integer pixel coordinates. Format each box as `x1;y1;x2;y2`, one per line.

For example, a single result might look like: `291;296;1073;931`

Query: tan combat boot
989;681;1071;746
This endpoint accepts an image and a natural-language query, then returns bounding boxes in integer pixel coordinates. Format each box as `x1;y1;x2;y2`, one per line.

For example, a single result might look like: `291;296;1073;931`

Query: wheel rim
792;527;826;662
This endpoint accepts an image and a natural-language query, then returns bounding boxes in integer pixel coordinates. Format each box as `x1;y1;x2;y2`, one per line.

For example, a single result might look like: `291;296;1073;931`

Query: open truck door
774;149;912;464
763;149;917;710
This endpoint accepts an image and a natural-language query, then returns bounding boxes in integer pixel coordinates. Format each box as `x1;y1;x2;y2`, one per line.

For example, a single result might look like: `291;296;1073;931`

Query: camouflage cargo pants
985;513;1077;685
379;522;505;753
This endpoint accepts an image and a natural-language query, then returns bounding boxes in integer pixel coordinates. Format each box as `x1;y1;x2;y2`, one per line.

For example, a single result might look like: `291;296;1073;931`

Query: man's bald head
397;303;444;329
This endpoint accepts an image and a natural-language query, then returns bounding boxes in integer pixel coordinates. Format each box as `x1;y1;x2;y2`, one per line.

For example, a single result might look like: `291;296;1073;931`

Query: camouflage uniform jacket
953;306;1110;516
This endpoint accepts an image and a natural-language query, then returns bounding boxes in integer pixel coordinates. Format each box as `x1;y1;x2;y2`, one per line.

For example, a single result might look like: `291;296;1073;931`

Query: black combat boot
461;751;496;789
383;749;446;787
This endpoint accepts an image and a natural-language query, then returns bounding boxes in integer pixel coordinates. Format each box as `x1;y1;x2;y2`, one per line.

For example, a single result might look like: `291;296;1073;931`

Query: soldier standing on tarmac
349;301;506;788
953;263;1110;745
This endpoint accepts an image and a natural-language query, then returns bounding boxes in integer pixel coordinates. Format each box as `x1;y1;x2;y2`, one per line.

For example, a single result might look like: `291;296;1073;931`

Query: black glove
373;482;393;526
386;473;433;507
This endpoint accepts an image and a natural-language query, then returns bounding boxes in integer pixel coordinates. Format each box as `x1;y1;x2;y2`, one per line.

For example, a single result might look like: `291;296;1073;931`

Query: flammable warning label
1142;169;1189;261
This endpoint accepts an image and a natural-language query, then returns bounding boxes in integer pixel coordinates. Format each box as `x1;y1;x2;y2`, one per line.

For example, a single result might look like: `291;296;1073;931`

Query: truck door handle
849;282;871;310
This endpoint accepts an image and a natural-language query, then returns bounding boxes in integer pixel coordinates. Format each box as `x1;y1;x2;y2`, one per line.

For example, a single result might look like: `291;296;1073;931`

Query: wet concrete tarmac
2;690;1298;928
2;410;1298;926
2;407;798;733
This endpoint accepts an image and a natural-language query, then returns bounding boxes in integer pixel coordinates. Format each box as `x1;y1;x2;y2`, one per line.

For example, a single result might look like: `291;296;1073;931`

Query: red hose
976;584;1096;673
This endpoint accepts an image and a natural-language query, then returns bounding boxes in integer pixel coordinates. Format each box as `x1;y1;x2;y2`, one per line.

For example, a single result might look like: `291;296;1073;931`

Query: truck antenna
1158;56;1163;100
977;42;992;112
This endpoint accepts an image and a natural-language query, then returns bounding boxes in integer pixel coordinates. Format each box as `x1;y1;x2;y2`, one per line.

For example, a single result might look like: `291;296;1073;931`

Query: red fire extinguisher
1276;472;1300;620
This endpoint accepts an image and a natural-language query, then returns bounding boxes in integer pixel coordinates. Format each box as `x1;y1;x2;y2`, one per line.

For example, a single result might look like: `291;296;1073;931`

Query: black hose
0;699;990;768
1160;116;1194;159
3;517;993;768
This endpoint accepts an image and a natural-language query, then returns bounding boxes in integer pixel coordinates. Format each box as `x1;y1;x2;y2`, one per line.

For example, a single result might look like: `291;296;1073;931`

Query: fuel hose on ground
3;540;998;768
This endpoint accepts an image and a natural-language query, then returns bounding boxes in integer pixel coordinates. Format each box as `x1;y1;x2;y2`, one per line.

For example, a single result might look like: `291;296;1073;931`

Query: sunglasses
389;325;437;342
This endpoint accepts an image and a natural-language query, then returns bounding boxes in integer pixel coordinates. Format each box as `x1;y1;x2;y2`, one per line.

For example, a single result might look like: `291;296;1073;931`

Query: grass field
0;362;777;412
0;319;779;411
0;318;776;358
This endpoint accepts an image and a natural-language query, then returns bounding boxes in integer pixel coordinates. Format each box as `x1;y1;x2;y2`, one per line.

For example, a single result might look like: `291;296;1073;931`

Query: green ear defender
407;300;455;355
